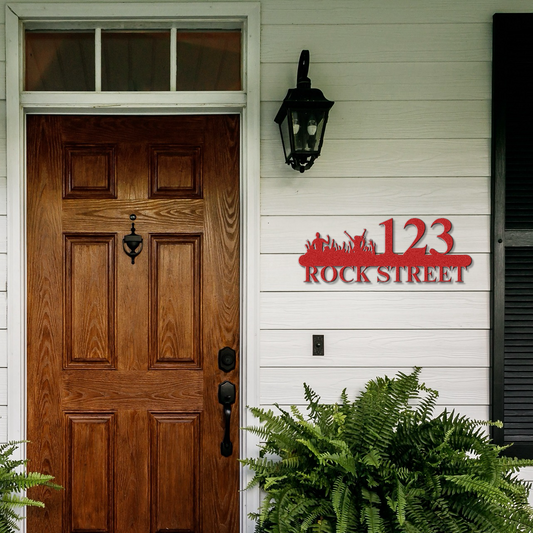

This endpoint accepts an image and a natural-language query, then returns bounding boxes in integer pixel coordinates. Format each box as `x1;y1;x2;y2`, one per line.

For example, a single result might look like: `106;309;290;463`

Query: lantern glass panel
291;110;326;154
279;113;292;162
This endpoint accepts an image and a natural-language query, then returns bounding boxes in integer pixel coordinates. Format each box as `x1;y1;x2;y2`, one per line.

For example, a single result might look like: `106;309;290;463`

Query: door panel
27;115;240;533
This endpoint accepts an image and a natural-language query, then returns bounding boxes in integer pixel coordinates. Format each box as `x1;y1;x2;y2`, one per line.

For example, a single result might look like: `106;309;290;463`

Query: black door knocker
123;214;143;264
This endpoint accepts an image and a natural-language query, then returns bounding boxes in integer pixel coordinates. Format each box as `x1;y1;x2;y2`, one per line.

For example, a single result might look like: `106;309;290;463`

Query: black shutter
492;13;533;457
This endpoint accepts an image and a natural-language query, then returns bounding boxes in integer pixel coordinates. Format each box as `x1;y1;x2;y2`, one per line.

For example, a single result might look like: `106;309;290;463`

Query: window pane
102;32;170;91
177;31;241;91
25;32;95;91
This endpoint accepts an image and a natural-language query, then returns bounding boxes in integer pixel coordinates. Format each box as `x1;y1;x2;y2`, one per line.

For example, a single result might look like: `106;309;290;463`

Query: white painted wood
8;2;261;19
5;5;25;456
21;91;246;108
261;292;490;330
261;215;490;254
262;101;491;141
0;102;5;140
261;178;490;216
260;329;490;368
261;0;533;25
0;254;6;292
0;216;6;253
95;28;101;92
262;24;491;63
0;178;6;215
0;367;5;404
0;406;6;441
261;253;489;292
0;62;4;99
3;0;530;24
262;139;490;178
0;143;7;176
0;330;6;367
260;367;489;405
520;467;533;481
238;5;263;530
170;27;177;91
262;62;490;102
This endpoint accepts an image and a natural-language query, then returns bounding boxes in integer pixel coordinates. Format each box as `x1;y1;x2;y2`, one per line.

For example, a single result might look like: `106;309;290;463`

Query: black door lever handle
218;381;236;457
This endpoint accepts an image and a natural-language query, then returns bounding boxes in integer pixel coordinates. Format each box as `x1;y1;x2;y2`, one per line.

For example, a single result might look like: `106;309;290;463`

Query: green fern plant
0;441;61;533
242;368;533;533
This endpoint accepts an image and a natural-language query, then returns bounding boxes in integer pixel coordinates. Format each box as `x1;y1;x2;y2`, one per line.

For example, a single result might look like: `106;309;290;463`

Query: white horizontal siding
0;329;6;367
260;367;489;405
261;0;533;24
0;61;4;100
262;24;491;63
0;216;6;253
262;62;491;102
260;329;489;367
0;254;5;291
262;253;489;292
261;178;490;215
261;292;490;329
258;0;495;454
262;101;492;140
0;177;5;215
0;103;5;140
0;293;5;329
0;406;6;441
262;139;490;178
262;215;490;253
0;368;6;405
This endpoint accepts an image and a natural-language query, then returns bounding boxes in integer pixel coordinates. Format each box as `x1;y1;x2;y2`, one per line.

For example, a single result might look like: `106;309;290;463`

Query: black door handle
218;381;236;457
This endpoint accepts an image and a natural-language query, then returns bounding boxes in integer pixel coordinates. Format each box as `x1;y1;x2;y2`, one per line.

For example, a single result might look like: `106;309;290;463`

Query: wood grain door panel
27;115;240;533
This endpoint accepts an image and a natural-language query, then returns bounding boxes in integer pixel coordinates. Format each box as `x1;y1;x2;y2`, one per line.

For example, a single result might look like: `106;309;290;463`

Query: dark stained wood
150;235;201;368
66;413;115;532
64;144;117;199
64;234;116;368
62;199;204;231
150;413;200;532
149;145;203;198
27;115;240;532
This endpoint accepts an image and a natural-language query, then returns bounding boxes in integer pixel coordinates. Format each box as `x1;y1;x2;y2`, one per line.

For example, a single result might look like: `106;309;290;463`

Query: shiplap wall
256;0;533;493
259;1;495;414
1;0;533;500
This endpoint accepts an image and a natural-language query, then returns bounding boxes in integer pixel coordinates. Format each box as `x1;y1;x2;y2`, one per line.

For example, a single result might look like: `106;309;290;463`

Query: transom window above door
25;28;242;91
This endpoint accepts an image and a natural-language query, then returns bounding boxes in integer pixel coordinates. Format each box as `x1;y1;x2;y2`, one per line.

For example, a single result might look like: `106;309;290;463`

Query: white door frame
5;3;261;531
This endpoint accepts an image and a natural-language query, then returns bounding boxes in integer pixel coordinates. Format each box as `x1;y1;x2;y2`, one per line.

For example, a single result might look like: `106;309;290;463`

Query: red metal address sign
299;218;472;284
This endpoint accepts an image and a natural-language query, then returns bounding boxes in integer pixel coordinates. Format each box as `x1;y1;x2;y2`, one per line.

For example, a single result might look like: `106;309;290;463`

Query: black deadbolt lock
218;347;236;372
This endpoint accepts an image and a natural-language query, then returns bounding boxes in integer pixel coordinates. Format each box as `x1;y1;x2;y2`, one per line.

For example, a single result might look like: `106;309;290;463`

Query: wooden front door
27;115;240;533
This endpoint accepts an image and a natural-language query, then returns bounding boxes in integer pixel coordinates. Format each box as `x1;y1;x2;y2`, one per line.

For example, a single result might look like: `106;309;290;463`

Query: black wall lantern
274;50;334;173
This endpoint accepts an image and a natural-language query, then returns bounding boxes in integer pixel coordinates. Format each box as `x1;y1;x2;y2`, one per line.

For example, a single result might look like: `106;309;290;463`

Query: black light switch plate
313;335;324;356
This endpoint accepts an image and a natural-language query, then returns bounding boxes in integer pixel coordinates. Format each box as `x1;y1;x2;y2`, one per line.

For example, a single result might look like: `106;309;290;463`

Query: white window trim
5;3;261;532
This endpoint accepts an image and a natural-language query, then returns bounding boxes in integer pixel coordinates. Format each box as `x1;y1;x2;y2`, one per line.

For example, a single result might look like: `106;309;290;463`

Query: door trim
5;4;261;532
